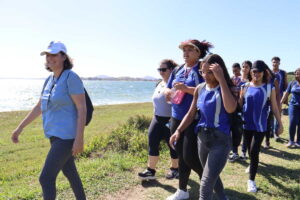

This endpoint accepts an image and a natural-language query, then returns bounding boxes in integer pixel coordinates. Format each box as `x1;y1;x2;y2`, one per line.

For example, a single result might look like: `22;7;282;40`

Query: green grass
0;102;300;200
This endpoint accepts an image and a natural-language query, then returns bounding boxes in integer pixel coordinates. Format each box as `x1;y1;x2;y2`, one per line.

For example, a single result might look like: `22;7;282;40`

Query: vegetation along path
0;103;299;199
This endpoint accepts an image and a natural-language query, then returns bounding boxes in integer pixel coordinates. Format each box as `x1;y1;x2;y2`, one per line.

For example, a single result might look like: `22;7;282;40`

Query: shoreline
0;101;152;114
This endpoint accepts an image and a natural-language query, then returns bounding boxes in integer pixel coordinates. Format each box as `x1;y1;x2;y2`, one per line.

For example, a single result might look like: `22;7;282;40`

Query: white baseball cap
40;41;67;56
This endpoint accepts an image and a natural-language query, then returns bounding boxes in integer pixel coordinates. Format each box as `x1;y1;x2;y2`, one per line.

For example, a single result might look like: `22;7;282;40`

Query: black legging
244;130;266;180
39;137;86;200
231;114;243;154
148;115;178;159
170;117;203;191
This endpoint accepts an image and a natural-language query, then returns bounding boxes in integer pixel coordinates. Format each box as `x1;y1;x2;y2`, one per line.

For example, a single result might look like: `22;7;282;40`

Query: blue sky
0;0;299;78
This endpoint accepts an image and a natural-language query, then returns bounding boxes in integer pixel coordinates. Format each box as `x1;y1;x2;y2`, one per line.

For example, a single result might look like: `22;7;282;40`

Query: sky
0;0;299;79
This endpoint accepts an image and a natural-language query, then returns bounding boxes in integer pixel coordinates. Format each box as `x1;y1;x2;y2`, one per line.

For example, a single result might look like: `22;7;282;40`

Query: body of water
0;79;156;112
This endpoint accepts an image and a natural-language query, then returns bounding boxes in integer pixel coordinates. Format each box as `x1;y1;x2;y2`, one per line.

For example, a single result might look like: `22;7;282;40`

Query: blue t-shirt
167;63;204;120
195;85;231;135
286;81;300;106
41;70;85;139
274;70;286;97
242;83;274;132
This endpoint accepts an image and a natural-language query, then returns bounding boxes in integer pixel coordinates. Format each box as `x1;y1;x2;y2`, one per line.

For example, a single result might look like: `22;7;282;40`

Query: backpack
42;71;94;126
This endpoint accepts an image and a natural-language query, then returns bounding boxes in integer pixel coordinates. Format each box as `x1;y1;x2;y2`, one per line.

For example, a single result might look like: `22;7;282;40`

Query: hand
72;137;84;156
11;127;23;143
169;130;181;150
209;63;225;83
173;82;187;91
277;124;283;135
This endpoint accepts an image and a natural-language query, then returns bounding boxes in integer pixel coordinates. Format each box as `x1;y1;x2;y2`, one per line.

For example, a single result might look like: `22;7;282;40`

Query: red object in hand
171;90;185;104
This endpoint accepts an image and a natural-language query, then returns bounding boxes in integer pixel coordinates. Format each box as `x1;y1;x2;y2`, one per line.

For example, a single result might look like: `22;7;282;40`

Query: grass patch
1;102;300;199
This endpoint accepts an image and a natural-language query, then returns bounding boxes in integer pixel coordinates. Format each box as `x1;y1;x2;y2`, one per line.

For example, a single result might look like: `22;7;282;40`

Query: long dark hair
202;54;234;88
242;60;252;81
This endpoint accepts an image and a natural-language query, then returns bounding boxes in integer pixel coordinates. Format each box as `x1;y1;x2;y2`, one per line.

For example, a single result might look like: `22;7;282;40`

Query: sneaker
166;168;179;179
295;142;300;147
247;180;257;193
245;166;250;173
274;134;280;142
240;152;247;160
228;153;239;162
264;141;270;149
138;168;156;180
166;189;189;200
286;141;295;148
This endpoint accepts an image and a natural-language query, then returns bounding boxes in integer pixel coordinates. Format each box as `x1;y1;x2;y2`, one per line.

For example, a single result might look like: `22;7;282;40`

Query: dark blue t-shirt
242;83;273;132
195;85;231;135
274;70;286;97
167;63;204;120
286;81;300;106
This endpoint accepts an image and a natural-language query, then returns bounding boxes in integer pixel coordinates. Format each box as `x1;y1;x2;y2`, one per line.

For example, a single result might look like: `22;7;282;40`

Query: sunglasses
157;68;168;72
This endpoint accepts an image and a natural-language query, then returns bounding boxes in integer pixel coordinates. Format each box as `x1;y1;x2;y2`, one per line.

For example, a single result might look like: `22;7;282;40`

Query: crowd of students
138;39;299;200
11;40;299;200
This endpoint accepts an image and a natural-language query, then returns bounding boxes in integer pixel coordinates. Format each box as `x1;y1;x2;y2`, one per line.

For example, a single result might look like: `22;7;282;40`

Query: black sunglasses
157;68;168;72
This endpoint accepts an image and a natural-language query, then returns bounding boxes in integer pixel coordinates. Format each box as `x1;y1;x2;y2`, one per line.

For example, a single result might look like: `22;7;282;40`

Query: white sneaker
247;180;257;193
166;189;189;200
245;166;250;173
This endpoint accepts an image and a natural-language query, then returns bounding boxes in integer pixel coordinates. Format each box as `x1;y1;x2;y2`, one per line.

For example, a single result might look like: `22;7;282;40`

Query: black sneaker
228;153;239;162
165;168;179;179
240;152;247;160
138;168;156;180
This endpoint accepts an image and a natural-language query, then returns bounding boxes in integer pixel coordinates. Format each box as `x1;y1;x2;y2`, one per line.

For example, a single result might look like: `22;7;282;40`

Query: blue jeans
197;128;231;200
39;137;86;200
288;104;300;143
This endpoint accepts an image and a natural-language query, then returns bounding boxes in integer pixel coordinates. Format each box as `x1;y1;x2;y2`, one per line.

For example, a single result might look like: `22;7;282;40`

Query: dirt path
102;172;200;200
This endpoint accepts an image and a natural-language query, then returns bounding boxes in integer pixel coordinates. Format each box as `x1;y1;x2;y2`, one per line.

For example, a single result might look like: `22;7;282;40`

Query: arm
280;91;290;105
169;86;199;148
271;89;283;135
284;72;288;91
210;64;237;113
173;82;196;95
11;100;42;143
70;94;87;155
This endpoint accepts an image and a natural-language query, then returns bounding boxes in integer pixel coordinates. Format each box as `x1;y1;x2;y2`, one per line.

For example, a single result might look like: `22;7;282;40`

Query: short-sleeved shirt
242;83;274;132
274;70;286;97
196;85;231;135
41;70;85;139
286;81;300;106
152;81;171;117
167;63;204;120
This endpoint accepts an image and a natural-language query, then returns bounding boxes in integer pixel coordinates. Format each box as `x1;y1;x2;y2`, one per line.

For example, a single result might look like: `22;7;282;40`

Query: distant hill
82;75;159;81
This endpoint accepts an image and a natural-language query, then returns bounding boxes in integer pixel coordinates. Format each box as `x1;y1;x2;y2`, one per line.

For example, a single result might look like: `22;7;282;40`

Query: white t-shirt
152;81;172;117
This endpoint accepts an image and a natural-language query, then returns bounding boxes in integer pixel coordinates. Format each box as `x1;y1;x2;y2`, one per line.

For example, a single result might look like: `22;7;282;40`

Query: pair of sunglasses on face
157;68;168;72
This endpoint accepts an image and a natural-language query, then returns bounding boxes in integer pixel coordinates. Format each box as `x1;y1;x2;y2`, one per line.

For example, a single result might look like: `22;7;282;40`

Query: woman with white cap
11;41;86;200
165;39;213;200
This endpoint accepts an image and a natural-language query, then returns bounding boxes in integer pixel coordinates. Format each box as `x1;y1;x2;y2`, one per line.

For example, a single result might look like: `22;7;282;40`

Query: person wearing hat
11;41;86;200
239;60;283;193
164;39;213;200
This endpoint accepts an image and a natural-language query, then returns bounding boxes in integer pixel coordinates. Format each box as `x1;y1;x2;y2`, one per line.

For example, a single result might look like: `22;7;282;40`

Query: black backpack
42;72;94;126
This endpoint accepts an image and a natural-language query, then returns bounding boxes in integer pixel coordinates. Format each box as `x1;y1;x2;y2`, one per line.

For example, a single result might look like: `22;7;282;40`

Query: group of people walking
10;39;299;200
138;39;299;200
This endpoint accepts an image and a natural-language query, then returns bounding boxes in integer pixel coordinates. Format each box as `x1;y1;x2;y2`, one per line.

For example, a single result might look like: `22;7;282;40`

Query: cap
252;60;267;72
40;41;67;56
179;40;201;52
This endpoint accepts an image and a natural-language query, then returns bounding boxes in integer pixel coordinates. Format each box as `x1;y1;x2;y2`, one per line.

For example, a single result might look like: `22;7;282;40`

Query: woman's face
45;53;65;71
295;70;300;82
182;45;200;64
157;63;171;80
201;62;217;84
242;63;251;75
251;69;264;82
